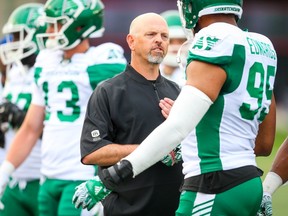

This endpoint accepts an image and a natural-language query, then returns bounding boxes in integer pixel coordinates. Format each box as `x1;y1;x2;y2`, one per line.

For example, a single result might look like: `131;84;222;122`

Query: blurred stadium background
1;0;288;215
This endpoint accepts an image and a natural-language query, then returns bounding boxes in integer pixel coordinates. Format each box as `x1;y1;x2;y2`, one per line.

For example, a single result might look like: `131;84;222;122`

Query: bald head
129;13;168;35
127;12;170;72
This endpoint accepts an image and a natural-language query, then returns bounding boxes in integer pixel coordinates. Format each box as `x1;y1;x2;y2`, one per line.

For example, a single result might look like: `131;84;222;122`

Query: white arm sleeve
125;85;213;176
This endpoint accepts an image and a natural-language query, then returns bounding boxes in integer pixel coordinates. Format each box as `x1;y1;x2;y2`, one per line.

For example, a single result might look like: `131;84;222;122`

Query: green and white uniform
179;23;277;216
32;43;126;216
182;22;276;178
1;63;41;216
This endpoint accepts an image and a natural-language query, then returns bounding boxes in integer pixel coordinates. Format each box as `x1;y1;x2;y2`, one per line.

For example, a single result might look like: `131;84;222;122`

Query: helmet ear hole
76;26;84;32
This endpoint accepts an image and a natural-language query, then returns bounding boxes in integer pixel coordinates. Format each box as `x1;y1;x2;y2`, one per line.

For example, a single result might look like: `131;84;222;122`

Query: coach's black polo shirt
81;64;183;216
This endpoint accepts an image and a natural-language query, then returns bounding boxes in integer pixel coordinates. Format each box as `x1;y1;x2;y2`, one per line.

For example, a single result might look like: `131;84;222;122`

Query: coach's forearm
82;143;138;166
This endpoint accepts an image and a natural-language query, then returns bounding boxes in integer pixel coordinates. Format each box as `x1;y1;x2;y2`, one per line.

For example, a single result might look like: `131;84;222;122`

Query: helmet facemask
0;27;37;65
36;15;71;50
0;3;46;65
177;0;195;40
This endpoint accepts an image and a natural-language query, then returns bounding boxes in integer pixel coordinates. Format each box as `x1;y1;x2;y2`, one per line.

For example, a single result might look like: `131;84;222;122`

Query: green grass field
256;129;288;216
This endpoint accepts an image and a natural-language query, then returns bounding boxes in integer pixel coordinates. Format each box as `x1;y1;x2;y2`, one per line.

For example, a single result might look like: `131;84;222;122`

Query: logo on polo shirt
91;130;100;141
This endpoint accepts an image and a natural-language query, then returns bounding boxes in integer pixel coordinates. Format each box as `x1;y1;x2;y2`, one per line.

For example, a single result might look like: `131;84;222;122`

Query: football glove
0;161;15;210
102;160;133;190
0;101;26;131
161;144;182;166
257;192;272;216
72;176;111;211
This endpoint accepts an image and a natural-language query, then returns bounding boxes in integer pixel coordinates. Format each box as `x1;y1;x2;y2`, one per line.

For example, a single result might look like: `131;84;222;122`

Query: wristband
0;160;15;177
263;171;283;195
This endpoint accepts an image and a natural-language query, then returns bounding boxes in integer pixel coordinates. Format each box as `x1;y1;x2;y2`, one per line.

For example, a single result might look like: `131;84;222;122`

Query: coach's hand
257;192;272;216
102;160;133;190
161;144;182;166
72;176;111;211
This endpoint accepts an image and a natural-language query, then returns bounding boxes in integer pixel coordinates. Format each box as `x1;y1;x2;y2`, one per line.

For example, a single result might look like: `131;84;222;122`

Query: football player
0;0;127;215
160;10;188;88
0;3;46;215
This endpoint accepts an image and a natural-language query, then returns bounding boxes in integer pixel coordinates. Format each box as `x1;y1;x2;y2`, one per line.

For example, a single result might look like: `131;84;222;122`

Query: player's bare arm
186;60;227;102
5;104;44;168
270;137;288;183
254;93;276;156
